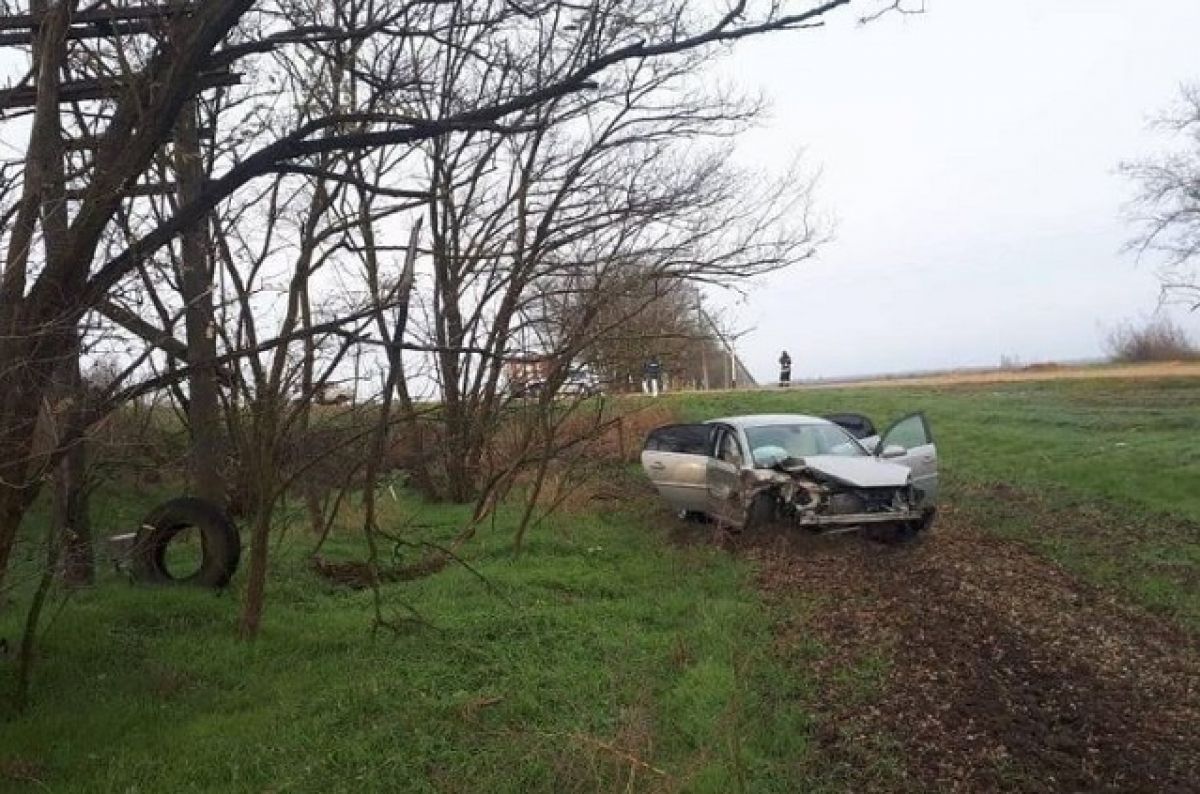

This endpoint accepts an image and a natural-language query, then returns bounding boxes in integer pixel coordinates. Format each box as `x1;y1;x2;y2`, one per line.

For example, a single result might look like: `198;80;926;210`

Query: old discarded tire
132;497;241;588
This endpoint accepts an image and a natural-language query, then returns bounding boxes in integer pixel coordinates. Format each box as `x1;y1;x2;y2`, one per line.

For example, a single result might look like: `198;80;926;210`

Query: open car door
876;412;938;506
641;424;713;514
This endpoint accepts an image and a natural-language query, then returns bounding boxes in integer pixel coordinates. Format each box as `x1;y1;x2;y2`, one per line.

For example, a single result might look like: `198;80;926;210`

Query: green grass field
1;375;1198;791
1;479;823;792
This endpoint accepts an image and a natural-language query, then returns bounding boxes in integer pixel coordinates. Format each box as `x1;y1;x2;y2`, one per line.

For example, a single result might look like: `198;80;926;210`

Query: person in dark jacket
643;356;662;397
779;350;792;388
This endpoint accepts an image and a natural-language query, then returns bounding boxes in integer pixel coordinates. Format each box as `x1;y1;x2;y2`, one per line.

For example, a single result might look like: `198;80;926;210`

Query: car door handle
649;462;665;470
921;455;935;462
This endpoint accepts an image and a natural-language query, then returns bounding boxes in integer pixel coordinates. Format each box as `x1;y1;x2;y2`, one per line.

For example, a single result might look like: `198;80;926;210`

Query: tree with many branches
1124;82;1200;311
0;0;887;595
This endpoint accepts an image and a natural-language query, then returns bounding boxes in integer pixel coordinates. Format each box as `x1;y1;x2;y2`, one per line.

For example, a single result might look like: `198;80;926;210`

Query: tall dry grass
1106;317;1199;363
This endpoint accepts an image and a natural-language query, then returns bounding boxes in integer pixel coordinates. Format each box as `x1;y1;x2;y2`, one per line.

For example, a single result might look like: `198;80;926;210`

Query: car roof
707;414;831;429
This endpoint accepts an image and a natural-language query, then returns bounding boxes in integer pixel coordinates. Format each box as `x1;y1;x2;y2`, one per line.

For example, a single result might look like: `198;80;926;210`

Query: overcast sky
718;0;1200;381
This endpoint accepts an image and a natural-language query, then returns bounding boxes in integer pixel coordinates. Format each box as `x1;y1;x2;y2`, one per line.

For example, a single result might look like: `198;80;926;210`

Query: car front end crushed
739;465;924;529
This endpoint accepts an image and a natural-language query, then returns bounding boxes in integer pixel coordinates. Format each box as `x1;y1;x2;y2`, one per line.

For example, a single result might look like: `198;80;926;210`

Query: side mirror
860;435;880;453
880;444;907;459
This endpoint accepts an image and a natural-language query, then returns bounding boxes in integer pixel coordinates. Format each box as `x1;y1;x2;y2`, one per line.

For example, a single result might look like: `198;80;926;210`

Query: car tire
132;497;241;588
896;508;936;543
744;493;777;532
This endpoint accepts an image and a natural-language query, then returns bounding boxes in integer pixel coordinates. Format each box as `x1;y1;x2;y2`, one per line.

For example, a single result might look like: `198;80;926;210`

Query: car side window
645;424;711;455
717;428;743;466
882;414;932;450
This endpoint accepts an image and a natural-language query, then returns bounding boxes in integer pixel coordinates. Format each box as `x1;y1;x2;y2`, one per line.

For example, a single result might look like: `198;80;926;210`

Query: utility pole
691;294;756;390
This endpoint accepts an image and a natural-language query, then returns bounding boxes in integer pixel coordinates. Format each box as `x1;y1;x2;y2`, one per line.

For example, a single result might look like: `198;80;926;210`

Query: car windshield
745;423;866;466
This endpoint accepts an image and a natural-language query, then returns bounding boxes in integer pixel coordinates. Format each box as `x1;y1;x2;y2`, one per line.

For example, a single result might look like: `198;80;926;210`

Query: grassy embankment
1;466;817;792
1;374;1198;791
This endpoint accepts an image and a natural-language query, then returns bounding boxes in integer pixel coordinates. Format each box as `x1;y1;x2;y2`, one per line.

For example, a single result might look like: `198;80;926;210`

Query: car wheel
744;493;777;532
895;508;936;543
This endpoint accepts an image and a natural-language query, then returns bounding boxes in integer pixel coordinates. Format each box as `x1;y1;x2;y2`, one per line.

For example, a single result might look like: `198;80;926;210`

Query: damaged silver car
641;413;938;537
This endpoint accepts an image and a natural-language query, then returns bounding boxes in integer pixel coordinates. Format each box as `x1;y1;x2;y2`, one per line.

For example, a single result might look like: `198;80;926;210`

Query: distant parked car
511;368;604;399
641;412;937;537
559;369;604;397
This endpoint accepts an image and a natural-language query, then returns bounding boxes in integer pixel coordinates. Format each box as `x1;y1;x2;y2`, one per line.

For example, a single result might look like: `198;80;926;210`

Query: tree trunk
237;501;272;640
53;333;93;587
0;483;30;594
237;402;278;640
0;372;47;590
54;440;93;587
176;99;225;505
0;0;70;591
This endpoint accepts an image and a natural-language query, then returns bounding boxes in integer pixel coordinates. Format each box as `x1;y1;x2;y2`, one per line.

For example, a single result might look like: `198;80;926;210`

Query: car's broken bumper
794;508;922;527
741;466;923;530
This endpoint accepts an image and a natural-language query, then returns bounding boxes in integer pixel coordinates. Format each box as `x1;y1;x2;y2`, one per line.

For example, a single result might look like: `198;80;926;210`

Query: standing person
643;356;662;397
779;350;792;388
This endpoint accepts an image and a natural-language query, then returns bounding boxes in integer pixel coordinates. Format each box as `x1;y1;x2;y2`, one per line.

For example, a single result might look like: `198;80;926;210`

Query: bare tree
0;0;871;594
1124;82;1200;311
571;279;752;391
395;28;822;501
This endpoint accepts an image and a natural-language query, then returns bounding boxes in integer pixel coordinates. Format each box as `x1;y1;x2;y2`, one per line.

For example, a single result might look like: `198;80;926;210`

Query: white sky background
716;0;1200;381
3;2;1199;389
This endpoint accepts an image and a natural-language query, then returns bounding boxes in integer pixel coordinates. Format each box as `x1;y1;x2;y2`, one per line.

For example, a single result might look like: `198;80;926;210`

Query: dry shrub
288;410;375;490
385;417;450;491
522;463;623;515
80;402;190;487
516;404;679;518
381;401;680;505
525;466;598;514
492;402;680;469
1106;317;1199;362
574;403;679;464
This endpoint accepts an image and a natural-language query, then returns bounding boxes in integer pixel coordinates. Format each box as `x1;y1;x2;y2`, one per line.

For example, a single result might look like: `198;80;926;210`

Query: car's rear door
641;424;713;513
877;412;938;505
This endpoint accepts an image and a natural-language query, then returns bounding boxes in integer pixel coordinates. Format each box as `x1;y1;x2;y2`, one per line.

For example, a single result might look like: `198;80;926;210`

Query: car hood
792;455;911;488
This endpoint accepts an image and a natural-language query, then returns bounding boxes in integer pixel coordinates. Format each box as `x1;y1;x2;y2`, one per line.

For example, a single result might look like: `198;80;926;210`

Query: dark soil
679;505;1200;792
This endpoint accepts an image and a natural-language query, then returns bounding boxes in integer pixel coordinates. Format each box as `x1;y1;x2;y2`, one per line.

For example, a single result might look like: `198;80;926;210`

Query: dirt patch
309;552;449;589
963;480;1200;617
0;757;47;788
685;506;1200;791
